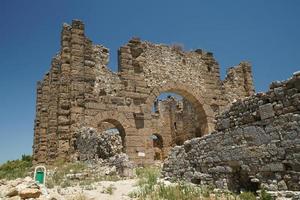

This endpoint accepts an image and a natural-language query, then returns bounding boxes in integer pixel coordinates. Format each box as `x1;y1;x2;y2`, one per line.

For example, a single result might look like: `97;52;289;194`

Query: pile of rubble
0;176;45;199
75;127;123;161
74;127;133;177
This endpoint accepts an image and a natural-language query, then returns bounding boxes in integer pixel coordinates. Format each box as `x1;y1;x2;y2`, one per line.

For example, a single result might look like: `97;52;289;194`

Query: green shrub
239;191;256;200
260;189;272;200
134;167;160;198
0;154;32;180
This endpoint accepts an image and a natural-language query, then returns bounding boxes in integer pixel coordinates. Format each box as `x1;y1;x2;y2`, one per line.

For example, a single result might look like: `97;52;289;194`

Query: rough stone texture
74;127;122;161
33;20;254;165
162;73;300;192
0;177;42;199
151;97;204;160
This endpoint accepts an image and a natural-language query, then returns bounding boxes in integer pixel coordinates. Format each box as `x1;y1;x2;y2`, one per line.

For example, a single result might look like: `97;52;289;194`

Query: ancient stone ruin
162;72;300;192
33;19;255;165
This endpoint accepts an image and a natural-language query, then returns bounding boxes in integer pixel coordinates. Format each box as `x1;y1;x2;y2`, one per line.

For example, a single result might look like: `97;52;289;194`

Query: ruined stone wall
33;20;255;165
162;72;300;192
151;97;203;160
223;62;255;103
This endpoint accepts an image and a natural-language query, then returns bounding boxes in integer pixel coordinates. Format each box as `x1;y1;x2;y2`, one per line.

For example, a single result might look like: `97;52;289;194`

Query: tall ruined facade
33;20;255;164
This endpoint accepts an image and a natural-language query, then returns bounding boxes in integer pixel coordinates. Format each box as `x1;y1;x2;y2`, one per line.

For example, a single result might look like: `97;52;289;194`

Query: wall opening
98;119;126;152
152;92;206;147
228;166;259;194
152;134;164;160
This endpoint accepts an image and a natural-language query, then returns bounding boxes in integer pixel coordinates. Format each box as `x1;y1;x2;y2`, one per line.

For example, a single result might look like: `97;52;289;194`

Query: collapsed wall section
162;72;300;192
222;62;255;104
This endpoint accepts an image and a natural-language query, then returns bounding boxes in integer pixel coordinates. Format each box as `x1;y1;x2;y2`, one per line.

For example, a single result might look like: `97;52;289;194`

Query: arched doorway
98;119;126;152
146;83;214;157
151;134;164;160
89;111;135;155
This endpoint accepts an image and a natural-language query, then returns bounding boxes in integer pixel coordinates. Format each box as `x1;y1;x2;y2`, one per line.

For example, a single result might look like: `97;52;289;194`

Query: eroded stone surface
162;73;300;192
33;20;254;165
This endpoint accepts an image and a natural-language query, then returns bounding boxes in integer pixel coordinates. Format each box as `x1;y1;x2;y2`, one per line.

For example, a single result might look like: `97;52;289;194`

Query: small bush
134;167;160;198
0;155;32;180
260;189;272;200
239;191;256;200
103;184;116;195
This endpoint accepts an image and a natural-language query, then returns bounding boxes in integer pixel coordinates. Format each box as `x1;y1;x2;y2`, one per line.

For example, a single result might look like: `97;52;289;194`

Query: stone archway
90;111;135;153
99;119;127;151
145;82;215;135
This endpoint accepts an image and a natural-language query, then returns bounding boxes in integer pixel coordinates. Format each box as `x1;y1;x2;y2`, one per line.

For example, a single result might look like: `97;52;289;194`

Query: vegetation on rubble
0;155;32;180
129;167;275;200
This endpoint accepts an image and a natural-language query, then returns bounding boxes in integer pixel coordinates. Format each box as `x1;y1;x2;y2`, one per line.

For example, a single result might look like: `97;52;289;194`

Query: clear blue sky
0;0;299;163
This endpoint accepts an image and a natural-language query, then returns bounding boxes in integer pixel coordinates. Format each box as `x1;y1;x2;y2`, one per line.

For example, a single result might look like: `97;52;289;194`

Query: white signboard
138;152;145;157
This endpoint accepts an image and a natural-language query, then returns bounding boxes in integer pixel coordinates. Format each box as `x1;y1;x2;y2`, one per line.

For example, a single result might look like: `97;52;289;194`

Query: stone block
259;103;275;120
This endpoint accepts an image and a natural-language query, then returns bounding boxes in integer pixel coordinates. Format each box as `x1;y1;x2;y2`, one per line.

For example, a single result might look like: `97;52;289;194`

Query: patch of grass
47;161;87;187
155;182;203;200
134;167;160;198
130;181;216;200
79;179;94;186
95;174;121;182
46;160;123;189
46;178;55;189
60;180;71;188
201;185;214;198
130;167;218;200
0;155;32;180
130;167;241;200
68;193;88;200
102;184;116;195
260;189;272;200
239;191;256;200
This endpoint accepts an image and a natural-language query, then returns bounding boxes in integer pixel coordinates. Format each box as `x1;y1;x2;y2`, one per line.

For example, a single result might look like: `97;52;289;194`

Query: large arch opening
97;119;126;152
146;83;211;154
152;92;205;146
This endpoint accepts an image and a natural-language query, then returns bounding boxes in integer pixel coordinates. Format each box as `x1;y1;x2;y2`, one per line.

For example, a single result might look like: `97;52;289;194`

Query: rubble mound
74;127;133;176
75;127;123;161
0;176;43;199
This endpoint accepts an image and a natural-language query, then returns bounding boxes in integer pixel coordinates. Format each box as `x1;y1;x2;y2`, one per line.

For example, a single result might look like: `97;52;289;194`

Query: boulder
5;187;18;197
19;188;41;199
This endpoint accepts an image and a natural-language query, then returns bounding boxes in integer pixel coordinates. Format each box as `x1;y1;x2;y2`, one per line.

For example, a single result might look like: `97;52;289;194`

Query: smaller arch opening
98;119;126;153
73;121;125;162
151;134;164;161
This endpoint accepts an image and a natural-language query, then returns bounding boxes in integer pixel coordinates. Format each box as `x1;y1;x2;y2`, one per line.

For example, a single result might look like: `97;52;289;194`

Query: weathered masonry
162;72;300;193
33;20;255;164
